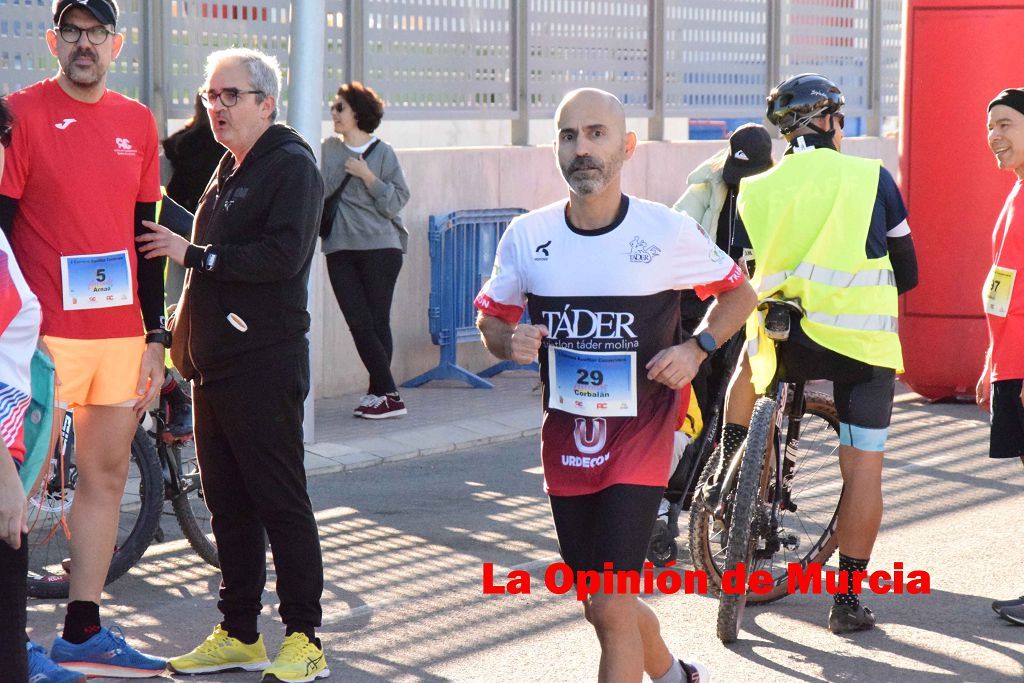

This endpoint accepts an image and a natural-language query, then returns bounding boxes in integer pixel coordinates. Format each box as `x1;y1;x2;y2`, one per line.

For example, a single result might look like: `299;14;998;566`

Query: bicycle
25;385;218;599
687;298;842;643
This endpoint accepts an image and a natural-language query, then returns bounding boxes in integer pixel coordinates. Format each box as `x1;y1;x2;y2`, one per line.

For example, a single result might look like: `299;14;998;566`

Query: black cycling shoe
828;604;876;634
992;595;1024;615
998;604;1024;625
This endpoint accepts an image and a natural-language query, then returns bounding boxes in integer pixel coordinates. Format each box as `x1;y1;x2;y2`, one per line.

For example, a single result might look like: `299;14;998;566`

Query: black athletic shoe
992;595;1024;615
828;604;876;634
680;659;710;683
998;604;1024;625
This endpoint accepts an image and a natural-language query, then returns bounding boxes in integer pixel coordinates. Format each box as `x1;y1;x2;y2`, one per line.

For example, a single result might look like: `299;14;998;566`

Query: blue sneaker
50;626;166;678
26;641;86;683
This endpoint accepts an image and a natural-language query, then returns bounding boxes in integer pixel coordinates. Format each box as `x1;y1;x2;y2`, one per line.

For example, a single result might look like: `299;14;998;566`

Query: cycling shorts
777;337;895;451
990;379;1024;459
43;336;146;408
548;484;664;573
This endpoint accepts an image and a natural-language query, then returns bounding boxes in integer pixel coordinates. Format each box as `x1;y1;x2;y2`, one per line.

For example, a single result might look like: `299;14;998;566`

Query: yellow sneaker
168;625;270;674
261;633;329;682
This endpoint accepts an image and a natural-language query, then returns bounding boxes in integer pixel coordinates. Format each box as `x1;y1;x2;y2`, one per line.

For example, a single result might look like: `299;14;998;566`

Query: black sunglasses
331;102;345;113
0;124;11;149
832;112;845;130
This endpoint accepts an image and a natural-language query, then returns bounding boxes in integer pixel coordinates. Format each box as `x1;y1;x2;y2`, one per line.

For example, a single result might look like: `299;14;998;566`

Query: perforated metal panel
0;1;905;136
363;0;514;117
779;0;872;118
879;0;903;121
527;0;651;113
664;0;769;118
164;1;293;118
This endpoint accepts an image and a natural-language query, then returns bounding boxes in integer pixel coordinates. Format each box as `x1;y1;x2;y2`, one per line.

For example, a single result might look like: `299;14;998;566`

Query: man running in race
0;0;167;675
703;73;918;634
475;87;757;683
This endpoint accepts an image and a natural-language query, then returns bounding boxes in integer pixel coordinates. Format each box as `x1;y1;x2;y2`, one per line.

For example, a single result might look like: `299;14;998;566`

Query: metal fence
0;0;903;140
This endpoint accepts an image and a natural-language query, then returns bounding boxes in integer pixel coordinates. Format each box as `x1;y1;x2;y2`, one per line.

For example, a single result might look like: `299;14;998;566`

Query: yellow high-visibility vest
737;147;903;392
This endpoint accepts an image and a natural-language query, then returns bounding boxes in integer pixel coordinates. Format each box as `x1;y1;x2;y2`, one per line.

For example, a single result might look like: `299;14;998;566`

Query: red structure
898;0;1024;399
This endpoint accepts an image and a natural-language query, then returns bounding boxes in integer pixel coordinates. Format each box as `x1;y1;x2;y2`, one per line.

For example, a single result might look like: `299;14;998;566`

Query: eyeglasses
56;25;115;46
832;112;845;130
0;125;11;149
331;102;346;113
199;88;265;109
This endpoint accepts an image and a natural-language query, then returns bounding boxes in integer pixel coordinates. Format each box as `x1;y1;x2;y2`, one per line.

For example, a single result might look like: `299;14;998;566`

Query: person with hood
138;47;328;682
671;124;774;419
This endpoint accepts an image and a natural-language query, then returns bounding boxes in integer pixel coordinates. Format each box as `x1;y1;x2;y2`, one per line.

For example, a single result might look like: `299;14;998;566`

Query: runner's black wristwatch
695;331;717;355
145;329;173;348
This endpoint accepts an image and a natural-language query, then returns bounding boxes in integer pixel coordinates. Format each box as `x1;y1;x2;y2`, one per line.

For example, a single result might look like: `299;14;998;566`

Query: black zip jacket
184;124;324;383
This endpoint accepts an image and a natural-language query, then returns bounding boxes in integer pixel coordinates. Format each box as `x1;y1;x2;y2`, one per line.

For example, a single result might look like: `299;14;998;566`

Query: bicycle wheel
167;438;219;568
688;444;726;593
26;427;163;599
716;396;776;643
746;391;841;603
689;392;841;602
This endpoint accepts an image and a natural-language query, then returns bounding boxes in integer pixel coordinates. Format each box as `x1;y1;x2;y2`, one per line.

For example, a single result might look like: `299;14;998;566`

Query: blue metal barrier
403;208;539;389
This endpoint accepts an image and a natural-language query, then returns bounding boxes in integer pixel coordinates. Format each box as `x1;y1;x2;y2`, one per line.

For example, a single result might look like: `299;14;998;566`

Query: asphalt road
26;396;1024;682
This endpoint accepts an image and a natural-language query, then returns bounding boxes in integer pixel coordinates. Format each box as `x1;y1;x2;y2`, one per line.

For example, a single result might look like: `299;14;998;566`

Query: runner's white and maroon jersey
475;195;743;495
0;230;41;465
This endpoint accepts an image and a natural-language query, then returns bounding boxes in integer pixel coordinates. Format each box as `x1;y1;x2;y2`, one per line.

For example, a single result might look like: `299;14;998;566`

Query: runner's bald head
555;88;627;138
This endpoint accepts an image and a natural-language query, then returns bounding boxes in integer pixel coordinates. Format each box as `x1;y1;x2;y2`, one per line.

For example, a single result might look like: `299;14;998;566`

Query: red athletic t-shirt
0;79;161;339
986;179;1024;381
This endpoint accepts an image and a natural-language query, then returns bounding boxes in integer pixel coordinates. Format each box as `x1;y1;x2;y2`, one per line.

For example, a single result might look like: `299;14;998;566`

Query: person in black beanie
978;87;1024;624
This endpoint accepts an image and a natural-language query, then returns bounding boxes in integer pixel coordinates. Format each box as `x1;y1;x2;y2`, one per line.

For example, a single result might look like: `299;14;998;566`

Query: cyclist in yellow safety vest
699;73;919;635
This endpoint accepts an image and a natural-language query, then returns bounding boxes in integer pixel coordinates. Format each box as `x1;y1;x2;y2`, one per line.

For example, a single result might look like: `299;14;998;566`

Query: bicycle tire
688;392;841;602
687;444;725;594
716;396;776;643
168;440;219;568
26;426;163;599
748;392;841;603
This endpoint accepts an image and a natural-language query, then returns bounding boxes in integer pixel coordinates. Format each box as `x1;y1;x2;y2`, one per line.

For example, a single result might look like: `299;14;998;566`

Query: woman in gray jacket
322;82;411;419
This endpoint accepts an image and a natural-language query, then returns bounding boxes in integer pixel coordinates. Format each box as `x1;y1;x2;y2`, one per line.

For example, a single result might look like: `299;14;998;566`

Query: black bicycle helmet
766;73;845;135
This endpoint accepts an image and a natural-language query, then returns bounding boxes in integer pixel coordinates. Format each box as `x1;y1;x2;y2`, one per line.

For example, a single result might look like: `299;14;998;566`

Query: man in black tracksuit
138;48;328;680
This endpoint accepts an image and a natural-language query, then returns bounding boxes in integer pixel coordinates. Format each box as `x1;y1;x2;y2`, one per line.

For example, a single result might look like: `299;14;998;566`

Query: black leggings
326;249;403;396
549;484;664;572
0;533;28;678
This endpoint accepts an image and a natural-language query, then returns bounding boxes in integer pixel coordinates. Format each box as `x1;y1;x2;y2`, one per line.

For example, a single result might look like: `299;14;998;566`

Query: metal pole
867;0;883;137
766;0;782;109
648;0;666;141
141;1;168;139
511;0;529;146
289;1;327;443
347;0;365;84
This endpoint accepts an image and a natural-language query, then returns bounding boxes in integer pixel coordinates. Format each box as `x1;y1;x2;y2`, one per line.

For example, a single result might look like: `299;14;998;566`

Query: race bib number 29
983;265;1016;318
60;250;134;311
547;346;637;418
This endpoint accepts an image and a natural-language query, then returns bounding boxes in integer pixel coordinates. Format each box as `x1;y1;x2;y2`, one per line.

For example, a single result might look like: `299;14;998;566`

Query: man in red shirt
979;87;1024;625
0;0;166;675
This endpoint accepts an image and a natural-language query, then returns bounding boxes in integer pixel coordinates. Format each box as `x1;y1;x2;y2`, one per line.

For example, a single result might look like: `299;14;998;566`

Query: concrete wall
313;136;899;398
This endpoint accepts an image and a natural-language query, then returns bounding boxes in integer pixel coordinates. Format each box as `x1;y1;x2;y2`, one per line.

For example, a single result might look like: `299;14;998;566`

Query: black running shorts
990;379;1024;459
548;484;665;573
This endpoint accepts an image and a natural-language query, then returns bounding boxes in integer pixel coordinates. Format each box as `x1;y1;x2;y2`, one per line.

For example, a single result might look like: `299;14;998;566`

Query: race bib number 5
983;265;1016;318
547;345;637;418
60;250;134;311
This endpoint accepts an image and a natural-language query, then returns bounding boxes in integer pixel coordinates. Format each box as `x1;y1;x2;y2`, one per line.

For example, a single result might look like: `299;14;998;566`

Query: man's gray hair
204;48;282;120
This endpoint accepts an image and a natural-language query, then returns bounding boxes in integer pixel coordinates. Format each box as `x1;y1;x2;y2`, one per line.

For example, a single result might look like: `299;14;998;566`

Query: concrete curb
303;409;540;479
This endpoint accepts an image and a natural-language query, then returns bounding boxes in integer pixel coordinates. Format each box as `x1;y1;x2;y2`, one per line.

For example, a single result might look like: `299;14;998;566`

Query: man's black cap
53;0;119;27
722;123;774;185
